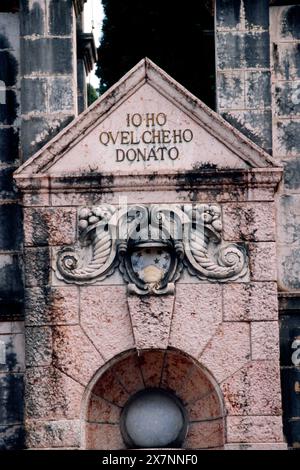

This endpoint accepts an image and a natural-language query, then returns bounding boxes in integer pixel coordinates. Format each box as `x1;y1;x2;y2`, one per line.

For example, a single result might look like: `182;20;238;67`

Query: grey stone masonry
215;0;272;153
20;0;78;161
271;5;300;292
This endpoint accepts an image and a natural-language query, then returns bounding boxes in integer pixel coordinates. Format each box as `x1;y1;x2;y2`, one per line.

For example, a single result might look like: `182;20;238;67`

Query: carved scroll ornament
56;204;248;294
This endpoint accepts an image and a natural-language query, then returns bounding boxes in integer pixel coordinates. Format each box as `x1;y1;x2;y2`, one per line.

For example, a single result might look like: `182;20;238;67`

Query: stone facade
14;59;286;449
0;0;299;450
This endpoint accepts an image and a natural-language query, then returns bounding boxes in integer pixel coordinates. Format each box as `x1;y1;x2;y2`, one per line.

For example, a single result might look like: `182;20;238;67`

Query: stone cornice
77;32;98;74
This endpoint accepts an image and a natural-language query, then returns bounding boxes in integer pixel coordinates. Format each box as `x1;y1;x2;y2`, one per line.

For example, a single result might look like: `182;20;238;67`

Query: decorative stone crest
56;204;248;294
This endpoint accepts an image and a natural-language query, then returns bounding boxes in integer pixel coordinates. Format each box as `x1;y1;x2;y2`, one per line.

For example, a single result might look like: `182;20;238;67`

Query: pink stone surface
26;419;81;449
199;323;251;383
187;391;223;421
224;443;287;450
87;394;121;424
161;350;194;394
180;366;217;405
127;294;175;350
92;369;129;407
80;286;134;361
226;416;284;443
222;202;275;242
26;366;84;420
138;350;165;387
251;322;279;360
26;326;53;366
25;286;79;326
24;207;76;246
221;361;282;416
112;353;144;394
52;325;105;386
248;242;277;281
86;423;124;450
184;419;224;449
170;284;222;359
223;282;278;321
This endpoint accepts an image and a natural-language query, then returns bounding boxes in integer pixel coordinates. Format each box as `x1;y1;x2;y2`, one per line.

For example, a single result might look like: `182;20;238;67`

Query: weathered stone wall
21;176;285;449
215;0;272;153
20;0;78;161
0;10;25;449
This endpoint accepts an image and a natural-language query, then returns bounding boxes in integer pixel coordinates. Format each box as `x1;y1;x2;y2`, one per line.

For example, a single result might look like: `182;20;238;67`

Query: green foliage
96;0;215;108
87;83;99;106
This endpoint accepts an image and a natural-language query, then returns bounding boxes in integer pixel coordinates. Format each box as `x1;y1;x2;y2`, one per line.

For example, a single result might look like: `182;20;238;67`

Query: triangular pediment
15;58;279;180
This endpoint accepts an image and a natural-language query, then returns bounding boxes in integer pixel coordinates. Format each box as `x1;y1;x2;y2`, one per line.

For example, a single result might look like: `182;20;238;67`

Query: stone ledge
77;32;98;74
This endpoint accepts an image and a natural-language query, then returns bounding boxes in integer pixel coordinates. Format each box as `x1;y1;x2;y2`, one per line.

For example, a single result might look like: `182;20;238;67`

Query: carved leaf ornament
56;204;248;294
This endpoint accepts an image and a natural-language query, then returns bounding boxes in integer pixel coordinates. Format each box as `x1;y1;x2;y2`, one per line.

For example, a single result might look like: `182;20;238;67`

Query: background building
0;0;299;450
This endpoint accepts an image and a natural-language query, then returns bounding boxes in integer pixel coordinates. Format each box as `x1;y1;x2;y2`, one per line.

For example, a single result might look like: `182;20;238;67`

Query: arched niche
82;348;225;449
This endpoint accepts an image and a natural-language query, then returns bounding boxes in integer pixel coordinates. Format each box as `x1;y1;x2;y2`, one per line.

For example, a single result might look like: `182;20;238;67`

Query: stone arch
82;348;225;449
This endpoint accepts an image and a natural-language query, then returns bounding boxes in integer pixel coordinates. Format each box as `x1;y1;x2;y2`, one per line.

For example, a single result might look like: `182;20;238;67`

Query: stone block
179;366;217;405
24;247;50;287
0;12;20;53
248;242;277;281
0;374;24;425
274;81;300;117
224;442;287;450
21;115;74;160
24;207;76;246
92;368;129;407
283;159;300;191
0;204;23;251
87;394;120;424
161;350;194;395
21;38;73;75
251;321;279;360
0;128;19;164
25;286;79;326
277;195;300;244
86;423;124;450
221;361;282;416
217;71;244;109
127;294;174;350
222;202;275;242
278;245;300;290
26;326;52;367
184;419;224;449
26;419;80;449
111;354;144;395
48;0;73;36
48;77;74;113
26;366;84;420
52;325;104;385
80;286;134;361
21;78;47;114
272;43;300;81
199;322;251;383
280;6;300;40
0;333;25;373
245;71;271;109
274;120;300;157
0;167;17;200
187;390;222;421
138;350;165;388
226;415;284;443
223;282;278;321
221;110;272;153
20;0;46;36
216;32;270;70
0;254;23;302
169;284;222;359
216;0;269;30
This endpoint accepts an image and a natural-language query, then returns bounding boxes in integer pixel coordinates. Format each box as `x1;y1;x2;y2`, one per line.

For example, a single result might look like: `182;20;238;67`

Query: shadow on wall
82;348;225;450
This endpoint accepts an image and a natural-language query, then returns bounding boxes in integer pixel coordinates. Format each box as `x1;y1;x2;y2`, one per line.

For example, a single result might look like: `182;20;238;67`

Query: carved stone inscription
56;204;248;294
99;113;194;163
